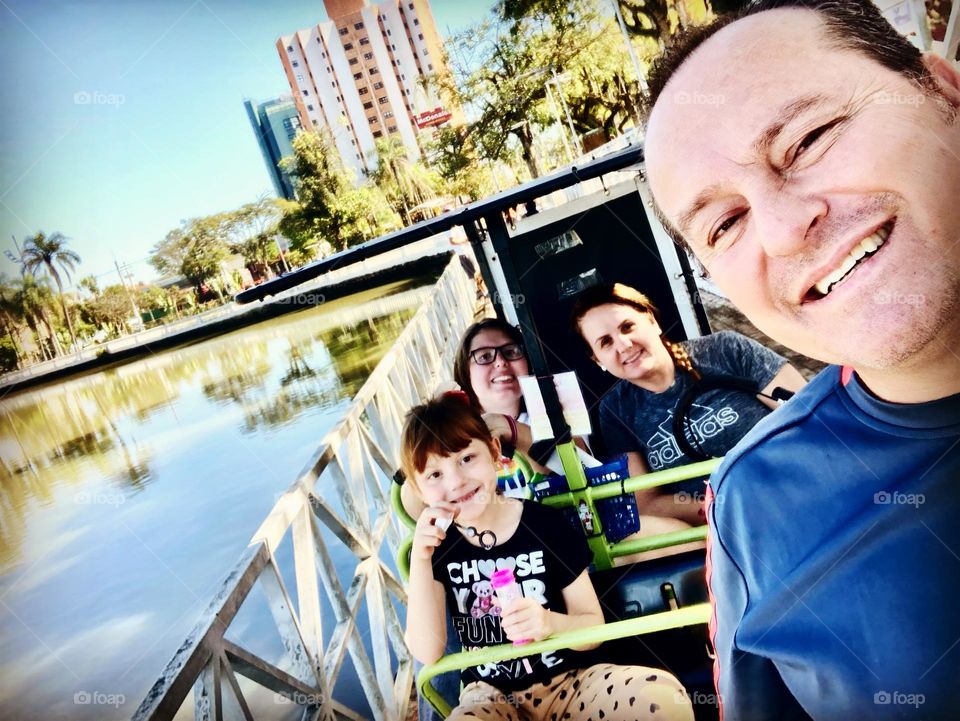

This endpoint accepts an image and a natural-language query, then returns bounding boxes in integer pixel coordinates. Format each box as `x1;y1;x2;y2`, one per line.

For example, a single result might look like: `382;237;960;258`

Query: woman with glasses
451;318;542;468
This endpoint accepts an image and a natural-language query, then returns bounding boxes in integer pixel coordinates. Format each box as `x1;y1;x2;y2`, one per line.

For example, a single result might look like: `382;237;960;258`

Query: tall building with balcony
244;96;301;200
276;0;460;179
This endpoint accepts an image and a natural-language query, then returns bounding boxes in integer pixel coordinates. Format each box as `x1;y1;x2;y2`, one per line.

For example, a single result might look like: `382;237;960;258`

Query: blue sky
0;0;484;288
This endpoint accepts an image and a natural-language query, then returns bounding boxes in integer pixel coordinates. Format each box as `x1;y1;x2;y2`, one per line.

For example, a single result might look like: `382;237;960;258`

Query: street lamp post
544;82;575;163
548;68;583;157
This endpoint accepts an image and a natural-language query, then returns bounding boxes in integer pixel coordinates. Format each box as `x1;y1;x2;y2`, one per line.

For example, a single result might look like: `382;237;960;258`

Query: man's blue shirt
707;365;960;721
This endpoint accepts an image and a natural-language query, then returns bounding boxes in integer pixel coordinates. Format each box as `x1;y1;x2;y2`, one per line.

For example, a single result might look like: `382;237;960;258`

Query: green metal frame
542;447;720;566
417;603;712;718
392;448;721;581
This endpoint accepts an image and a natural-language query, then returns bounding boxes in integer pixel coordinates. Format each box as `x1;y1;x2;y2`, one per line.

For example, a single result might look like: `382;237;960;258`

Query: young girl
401;394;694;721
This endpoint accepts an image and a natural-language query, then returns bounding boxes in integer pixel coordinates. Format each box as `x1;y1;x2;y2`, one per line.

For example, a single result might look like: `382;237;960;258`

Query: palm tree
21;231;81;350
370;136;441;224
14;275;61;360
0;277;25;367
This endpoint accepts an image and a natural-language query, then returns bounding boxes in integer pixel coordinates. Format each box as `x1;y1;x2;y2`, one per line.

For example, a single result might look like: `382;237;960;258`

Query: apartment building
276;0;460;179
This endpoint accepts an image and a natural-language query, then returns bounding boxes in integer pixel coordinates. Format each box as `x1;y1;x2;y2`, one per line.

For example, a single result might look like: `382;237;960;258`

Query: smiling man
642;1;960;719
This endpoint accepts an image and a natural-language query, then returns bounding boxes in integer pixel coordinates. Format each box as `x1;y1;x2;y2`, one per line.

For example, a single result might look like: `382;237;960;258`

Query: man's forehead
647;10;831;146
644;9;848;221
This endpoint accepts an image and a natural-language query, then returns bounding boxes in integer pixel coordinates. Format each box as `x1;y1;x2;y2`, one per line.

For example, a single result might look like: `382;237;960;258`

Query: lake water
0;278;434;721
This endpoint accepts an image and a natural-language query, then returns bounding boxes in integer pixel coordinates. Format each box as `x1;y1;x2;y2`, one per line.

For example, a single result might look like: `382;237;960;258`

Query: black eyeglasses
469;343;525;365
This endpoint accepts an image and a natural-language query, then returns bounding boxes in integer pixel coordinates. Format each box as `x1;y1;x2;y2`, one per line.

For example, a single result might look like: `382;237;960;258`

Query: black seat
585;550;718;721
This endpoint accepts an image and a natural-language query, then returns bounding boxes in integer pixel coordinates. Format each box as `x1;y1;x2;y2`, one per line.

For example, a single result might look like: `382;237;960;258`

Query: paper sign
518;372;593;441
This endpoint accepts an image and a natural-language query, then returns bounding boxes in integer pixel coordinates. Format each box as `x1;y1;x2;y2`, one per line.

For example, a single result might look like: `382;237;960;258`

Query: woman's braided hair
664;340;702;382
571;282;701;380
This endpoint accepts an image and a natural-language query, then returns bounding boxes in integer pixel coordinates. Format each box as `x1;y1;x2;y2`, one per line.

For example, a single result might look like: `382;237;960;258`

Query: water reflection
0;278;432;720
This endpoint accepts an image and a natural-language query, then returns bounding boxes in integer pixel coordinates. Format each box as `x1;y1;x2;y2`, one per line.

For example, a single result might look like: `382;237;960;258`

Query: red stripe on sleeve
704;482;724;721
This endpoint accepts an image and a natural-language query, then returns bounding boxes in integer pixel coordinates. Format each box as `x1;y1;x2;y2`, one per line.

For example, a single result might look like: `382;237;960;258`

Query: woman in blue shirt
571;283;806;524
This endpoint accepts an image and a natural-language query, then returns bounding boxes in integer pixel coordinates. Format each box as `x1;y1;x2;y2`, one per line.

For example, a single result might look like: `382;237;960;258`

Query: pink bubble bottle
490;568;531;645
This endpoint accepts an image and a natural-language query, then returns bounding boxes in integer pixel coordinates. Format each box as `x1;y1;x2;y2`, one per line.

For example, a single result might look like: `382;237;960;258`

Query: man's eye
793;119;842;161
710;212;745;246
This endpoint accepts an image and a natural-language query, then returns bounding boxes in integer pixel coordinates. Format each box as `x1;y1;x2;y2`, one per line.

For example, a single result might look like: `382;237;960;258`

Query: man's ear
923;53;960;108
490;435;502;459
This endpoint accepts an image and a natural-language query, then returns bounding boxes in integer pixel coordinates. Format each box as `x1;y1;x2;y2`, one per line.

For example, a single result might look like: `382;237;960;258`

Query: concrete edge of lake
0;252;455;396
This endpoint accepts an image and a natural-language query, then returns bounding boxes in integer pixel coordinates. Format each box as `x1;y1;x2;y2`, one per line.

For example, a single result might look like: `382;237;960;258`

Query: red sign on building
414;107;452;129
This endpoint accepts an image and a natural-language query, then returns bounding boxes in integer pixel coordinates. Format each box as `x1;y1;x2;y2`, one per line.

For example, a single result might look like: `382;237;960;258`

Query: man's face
645;10;960;370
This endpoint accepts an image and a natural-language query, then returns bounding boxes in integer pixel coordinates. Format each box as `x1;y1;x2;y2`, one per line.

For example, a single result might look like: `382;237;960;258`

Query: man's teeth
813;225;890;296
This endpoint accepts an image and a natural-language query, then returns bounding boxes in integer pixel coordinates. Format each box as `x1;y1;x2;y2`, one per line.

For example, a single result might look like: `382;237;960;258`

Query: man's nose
752;185;828;258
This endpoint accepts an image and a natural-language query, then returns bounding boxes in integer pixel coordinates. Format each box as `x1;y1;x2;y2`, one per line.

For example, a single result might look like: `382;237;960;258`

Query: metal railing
133;256;479;721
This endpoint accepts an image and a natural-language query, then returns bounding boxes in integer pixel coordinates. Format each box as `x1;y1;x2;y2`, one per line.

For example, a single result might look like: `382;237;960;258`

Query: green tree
81;284;134;338
79;275;100;298
20;231;81;350
279;130;400;256
423;125;495;202
137;285;179;322
369;136;442;224
149;228;190;278
439;0;629;179
14;274;61;359
0;277;25;368
150;216;231;301
224;196;285;279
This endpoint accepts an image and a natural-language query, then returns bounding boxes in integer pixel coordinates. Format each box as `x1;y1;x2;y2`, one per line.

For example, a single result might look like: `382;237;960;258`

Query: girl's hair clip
442;390;470;405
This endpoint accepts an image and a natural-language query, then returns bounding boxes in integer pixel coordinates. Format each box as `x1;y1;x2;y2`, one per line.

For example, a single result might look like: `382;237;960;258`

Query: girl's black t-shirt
430;500;593;692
